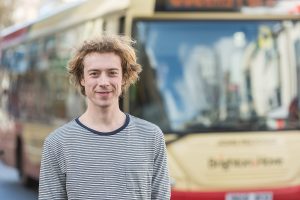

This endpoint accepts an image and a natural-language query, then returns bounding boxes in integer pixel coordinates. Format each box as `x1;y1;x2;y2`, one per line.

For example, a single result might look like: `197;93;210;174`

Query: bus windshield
131;19;300;133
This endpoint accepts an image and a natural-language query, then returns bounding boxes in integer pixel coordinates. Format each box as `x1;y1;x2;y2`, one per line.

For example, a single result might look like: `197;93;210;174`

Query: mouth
97;91;110;94
95;91;111;96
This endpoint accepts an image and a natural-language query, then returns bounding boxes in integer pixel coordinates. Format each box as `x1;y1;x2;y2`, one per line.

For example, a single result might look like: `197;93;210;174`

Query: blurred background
0;0;81;30
1;0;300;200
0;1;84;199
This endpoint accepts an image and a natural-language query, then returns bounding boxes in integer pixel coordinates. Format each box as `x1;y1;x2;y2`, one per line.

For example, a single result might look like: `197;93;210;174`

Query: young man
38;35;170;199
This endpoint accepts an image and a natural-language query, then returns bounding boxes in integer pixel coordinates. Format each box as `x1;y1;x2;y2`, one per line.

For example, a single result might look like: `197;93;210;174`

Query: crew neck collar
75;113;130;136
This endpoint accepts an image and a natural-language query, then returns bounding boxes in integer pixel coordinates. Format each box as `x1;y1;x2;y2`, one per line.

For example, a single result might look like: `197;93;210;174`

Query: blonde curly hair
67;35;142;95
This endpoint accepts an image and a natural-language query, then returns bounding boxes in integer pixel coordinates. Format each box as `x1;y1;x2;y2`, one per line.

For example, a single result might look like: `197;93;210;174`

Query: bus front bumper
171;185;300;200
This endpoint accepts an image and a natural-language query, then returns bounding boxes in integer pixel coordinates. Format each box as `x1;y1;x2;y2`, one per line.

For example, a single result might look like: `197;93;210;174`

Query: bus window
132;20;300;133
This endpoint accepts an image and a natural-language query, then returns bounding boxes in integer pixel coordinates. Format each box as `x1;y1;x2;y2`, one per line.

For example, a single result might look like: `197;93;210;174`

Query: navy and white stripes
38;114;170;200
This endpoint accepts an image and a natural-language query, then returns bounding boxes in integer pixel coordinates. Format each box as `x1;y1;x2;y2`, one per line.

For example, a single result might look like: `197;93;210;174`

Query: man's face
81;52;123;109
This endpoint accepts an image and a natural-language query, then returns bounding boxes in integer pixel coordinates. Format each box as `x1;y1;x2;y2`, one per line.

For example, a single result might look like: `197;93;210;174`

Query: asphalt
0;161;38;200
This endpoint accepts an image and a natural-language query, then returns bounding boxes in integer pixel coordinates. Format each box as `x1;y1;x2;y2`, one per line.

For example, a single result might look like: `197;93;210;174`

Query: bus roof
0;0;130;48
0;0;86;38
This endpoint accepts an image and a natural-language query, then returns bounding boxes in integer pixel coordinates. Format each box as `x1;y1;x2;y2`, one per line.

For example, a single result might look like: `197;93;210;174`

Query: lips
95;91;111;96
95;90;111;93
97;91;110;94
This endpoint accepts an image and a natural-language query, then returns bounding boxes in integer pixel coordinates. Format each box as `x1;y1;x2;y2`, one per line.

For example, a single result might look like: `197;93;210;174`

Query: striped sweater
38;114;170;200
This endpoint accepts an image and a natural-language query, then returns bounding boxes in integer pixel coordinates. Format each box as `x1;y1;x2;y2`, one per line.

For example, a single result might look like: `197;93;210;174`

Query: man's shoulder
45;119;78;144
129;114;162;133
128;115;165;148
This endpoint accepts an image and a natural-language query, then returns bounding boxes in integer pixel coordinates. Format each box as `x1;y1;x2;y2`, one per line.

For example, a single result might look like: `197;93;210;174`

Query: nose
97;73;109;86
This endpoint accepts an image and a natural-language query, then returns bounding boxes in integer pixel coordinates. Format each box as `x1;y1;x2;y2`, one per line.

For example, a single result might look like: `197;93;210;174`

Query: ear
80;78;85;86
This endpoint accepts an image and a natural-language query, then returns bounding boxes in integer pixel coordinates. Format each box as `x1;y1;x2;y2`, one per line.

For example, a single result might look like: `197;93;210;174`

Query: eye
109;70;119;76
89;72;98;77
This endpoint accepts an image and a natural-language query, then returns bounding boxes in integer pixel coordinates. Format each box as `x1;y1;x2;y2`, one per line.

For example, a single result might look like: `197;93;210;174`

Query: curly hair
67;35;142;95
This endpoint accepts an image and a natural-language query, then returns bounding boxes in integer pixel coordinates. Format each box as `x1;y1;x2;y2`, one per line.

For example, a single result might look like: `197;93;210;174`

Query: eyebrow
87;68;120;72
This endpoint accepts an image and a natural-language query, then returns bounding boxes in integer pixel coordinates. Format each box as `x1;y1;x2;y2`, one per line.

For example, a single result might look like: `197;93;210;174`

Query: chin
96;102;111;108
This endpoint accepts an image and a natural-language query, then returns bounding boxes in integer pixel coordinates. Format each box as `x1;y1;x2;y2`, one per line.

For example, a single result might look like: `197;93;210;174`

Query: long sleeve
151;127;171;200
38;137;67;200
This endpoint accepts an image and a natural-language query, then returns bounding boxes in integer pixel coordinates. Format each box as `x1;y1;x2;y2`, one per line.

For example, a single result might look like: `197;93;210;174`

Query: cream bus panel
167;132;300;190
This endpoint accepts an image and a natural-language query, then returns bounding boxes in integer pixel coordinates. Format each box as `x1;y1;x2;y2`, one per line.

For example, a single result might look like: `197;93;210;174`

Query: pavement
0;161;38;200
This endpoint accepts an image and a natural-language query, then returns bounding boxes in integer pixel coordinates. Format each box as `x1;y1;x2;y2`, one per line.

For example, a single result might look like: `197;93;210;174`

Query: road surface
0;161;38;200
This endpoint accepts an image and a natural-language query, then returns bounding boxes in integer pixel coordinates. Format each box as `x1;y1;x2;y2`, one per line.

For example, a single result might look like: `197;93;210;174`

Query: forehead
83;52;122;70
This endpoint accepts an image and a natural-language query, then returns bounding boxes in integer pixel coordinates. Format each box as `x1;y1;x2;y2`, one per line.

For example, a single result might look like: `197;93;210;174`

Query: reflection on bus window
132;20;300;133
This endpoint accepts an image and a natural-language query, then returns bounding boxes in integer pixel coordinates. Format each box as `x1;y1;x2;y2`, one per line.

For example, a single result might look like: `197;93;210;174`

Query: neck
79;102;126;133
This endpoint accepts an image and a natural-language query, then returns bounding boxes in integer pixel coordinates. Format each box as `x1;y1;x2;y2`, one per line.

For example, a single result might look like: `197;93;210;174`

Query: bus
1;0;300;199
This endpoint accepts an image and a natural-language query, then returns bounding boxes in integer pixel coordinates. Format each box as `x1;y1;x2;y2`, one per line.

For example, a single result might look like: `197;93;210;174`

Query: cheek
117;81;122;91
82;79;97;92
114;79;123;92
